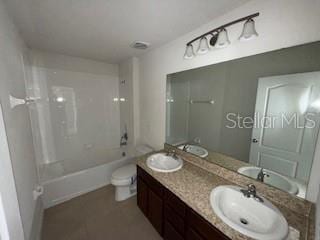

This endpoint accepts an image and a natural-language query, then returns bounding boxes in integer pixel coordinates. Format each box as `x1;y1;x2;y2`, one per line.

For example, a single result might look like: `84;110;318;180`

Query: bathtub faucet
256;168;269;182
120;132;128;146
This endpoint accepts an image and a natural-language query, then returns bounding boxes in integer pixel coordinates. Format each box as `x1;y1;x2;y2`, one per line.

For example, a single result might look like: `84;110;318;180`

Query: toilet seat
111;164;136;186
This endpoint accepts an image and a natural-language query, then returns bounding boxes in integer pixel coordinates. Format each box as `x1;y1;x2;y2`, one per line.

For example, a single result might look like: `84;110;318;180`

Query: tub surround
136;149;315;240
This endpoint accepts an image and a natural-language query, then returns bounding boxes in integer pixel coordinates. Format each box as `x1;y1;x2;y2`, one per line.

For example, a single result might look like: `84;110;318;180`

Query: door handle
252;138;259;143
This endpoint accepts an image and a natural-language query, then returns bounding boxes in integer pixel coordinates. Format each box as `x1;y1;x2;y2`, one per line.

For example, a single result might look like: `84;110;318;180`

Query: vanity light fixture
184;44;195;59
184;12;259;59
215;29;230;48
239;19;258;41
197;36;210;54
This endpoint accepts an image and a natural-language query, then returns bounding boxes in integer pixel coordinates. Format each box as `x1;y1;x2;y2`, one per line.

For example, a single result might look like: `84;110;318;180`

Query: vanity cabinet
137;166;230;240
137;166;164;235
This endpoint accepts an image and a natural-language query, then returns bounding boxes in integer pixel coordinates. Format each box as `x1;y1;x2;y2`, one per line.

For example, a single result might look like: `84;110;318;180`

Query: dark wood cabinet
164;221;184;240
148;189;163;234
187;209;230;240
137;166;230;240
186;228;204;240
137;167;164;235
137;176;148;216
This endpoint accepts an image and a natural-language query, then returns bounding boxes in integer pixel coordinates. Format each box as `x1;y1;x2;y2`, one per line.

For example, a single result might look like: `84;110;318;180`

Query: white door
249;72;320;182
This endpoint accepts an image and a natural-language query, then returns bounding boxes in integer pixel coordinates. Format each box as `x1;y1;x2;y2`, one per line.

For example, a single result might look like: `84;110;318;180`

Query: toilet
111;145;153;201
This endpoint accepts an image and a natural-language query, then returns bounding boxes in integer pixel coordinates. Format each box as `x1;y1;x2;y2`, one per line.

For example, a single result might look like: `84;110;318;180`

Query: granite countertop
136;153;314;240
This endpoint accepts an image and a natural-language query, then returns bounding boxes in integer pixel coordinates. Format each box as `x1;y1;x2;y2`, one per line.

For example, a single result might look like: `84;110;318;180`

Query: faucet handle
166;149;175;155
247;184;256;192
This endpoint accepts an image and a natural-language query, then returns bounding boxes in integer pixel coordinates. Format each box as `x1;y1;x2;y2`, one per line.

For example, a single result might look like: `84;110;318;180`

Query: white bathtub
41;146;138;208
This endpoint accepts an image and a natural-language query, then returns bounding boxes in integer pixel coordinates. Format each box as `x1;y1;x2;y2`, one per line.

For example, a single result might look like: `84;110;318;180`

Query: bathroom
0;0;320;240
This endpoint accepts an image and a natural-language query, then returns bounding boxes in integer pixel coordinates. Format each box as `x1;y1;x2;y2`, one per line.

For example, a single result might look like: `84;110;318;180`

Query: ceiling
5;0;249;63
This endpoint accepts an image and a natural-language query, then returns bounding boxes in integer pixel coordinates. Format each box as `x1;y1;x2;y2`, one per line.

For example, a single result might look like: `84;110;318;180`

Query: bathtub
41;146;138;208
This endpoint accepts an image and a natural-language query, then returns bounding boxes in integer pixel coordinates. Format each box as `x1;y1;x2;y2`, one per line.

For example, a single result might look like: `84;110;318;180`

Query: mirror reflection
166;41;320;199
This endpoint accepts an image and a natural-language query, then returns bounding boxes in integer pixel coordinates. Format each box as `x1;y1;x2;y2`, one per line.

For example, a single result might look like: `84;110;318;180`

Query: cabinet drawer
164;189;186;217
137;166;163;197
164;221;184;240
164;205;185;235
187;209;230;240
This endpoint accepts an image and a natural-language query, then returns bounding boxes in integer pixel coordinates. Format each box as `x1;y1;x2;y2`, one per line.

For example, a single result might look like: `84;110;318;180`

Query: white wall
138;0;320;150
119;57;141;146
0;0;41;239
132;58;140;145
31;49;118;76
119;58;135;146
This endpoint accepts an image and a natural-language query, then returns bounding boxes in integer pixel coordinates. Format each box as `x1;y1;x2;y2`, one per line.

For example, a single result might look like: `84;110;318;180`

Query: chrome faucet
182;144;189;151
240;184;264;202
166;149;178;159
257;168;269;182
120;124;128;146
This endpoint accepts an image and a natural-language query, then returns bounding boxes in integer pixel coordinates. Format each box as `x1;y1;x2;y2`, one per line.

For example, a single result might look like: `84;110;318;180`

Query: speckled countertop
136;152;314;240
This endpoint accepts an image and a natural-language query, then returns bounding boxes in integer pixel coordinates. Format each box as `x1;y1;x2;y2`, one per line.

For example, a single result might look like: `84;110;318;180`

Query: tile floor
41;185;162;240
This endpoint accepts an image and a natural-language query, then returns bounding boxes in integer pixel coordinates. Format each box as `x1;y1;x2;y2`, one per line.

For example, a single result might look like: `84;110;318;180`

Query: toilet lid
112;164;136;180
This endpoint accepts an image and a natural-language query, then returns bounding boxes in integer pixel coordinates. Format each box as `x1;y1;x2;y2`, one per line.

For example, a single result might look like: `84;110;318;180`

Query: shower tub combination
27;65;141;208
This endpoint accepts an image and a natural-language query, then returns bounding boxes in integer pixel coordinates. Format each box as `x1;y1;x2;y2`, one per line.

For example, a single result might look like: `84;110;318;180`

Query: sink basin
210;185;288;240
146;153;183;173
178;144;208;158
238;166;299;195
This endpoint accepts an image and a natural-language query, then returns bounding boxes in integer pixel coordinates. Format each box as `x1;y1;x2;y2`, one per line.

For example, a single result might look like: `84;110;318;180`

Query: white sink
238;166;299;195
146;153;183;173
210;185;288;240
178;144;208;158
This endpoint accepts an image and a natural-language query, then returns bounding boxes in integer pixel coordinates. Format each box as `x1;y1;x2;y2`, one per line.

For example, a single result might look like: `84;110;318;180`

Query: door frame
0;102;24;240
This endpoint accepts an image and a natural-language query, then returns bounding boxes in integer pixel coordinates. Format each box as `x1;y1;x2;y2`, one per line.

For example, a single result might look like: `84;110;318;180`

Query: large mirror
166;41;320;199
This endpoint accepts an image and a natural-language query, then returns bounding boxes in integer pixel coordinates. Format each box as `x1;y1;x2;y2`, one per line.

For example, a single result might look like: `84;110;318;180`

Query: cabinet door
148;189;163;235
186;228;204;240
164;204;185;235
137;177;148;216
164;221;184;240
187;209;230;240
